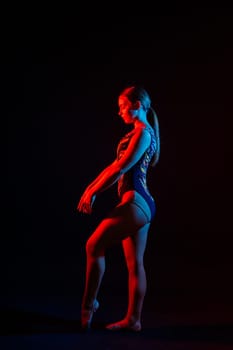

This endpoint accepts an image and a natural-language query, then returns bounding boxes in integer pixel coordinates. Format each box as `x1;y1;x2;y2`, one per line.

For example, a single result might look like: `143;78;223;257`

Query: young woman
77;85;160;331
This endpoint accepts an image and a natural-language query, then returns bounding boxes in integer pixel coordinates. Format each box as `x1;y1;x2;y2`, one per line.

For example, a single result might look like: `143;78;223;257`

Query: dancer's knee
127;259;144;275
86;238;105;257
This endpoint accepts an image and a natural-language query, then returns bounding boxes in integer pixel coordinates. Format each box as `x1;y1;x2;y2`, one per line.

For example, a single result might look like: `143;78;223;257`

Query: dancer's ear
132;100;141;110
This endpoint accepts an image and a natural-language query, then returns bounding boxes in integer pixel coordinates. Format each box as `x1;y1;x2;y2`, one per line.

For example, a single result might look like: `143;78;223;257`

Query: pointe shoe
105;319;141;332
81;299;99;330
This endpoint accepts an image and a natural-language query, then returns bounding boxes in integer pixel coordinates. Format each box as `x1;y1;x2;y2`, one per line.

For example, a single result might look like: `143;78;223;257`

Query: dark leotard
116;126;157;220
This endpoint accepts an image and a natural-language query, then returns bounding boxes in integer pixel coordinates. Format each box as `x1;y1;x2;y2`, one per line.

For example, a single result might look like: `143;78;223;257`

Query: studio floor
1;293;233;350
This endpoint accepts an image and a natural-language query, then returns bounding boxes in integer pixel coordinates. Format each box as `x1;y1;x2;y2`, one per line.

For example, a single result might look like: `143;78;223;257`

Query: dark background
4;6;233;325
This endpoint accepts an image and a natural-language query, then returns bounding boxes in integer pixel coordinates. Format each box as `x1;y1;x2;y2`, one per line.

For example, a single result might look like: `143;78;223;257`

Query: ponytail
147;107;160;167
120;85;160;166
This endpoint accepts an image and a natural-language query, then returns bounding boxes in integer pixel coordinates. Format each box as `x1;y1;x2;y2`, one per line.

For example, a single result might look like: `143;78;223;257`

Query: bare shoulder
134;125;152;141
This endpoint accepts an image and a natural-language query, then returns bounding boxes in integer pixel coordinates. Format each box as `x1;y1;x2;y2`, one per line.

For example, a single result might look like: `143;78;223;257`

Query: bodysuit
116;126;157;220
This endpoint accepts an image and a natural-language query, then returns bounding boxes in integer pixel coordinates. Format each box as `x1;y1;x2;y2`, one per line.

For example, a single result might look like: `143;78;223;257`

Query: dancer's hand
77;188;96;214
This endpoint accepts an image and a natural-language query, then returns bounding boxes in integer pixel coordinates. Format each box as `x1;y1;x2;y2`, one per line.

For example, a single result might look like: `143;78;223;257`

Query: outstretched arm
77;160;122;214
77;127;151;214
85;164;118;192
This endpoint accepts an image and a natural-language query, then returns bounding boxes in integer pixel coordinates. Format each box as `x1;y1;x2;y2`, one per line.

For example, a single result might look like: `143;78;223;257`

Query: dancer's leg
81;201;149;328
122;223;150;325
105;223;150;331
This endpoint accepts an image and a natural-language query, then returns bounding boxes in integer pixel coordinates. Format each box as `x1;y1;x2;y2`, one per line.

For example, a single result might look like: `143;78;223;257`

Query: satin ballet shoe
81;299;99;330
105;319;141;332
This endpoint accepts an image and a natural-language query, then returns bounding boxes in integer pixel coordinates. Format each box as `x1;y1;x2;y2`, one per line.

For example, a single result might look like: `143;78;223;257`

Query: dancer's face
118;96;137;124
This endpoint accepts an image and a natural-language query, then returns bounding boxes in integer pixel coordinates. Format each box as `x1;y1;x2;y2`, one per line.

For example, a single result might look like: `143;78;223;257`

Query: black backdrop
4;7;233;320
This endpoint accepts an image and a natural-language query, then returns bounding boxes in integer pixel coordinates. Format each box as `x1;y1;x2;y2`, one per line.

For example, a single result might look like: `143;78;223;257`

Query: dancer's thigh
122;222;150;266
87;200;150;254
